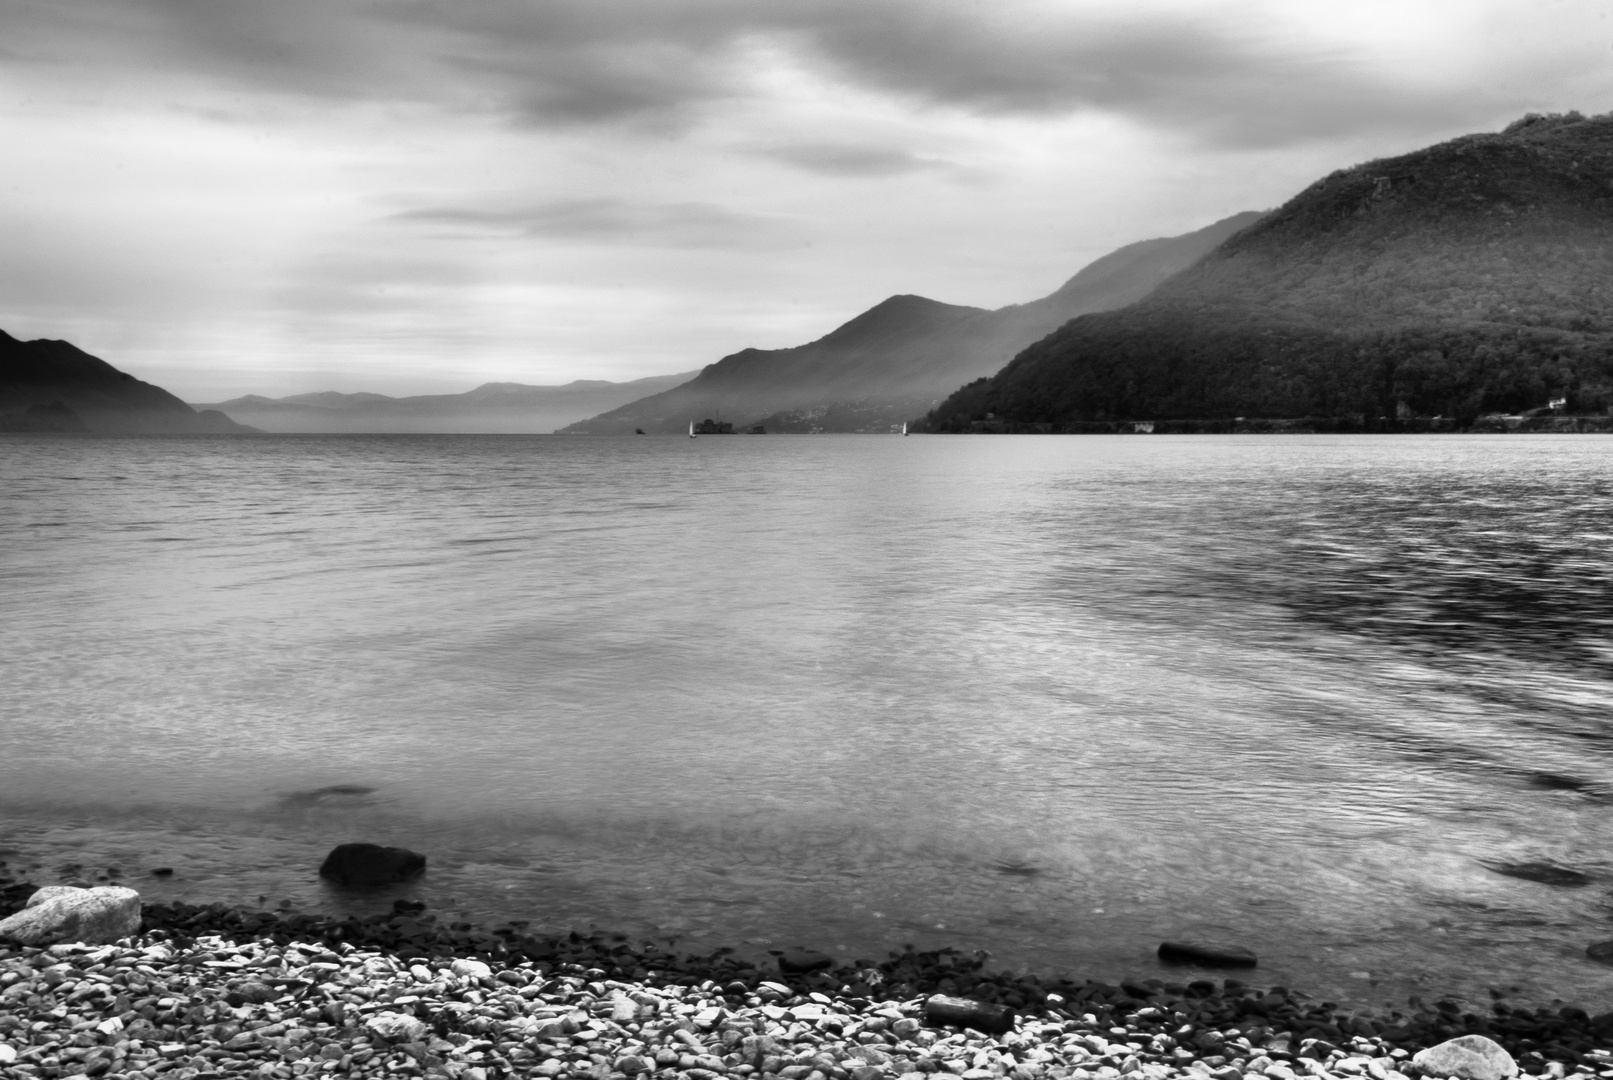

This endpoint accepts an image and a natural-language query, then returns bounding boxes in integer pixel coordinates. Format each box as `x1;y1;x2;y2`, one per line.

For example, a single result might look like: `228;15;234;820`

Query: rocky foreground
2;891;1613;1080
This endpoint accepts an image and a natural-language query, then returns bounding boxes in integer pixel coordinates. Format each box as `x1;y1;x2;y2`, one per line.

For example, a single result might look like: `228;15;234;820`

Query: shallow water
3;433;1612;1012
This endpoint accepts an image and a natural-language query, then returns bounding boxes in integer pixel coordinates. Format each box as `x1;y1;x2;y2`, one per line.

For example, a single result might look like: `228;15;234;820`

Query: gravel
0;893;1610;1079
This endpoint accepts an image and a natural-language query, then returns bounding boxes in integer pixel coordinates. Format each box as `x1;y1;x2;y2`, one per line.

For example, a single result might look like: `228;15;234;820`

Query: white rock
451;958;492;980
1410;1036;1517;1080
0;886;141;946
0;1044;16;1065
365;1011;429;1043
26;885;90;908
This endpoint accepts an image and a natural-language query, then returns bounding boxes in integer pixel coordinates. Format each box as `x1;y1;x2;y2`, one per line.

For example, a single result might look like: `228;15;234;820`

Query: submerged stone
1482;861;1591;887
280;784;378;809
318;842;426;885
777;949;833;973
1157;941;1258;968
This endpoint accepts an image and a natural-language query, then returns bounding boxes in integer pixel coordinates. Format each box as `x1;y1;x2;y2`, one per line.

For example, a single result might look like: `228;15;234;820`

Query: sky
1;0;1610;401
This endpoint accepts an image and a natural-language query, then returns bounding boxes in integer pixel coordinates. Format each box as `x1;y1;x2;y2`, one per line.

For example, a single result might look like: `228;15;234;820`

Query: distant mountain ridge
561;212;1264;434
923;112;1613;431
196;372;699;433
0;330;251;434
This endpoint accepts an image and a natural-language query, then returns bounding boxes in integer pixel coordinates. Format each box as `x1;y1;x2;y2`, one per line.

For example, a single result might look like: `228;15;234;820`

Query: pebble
452;957;494;981
0;929;1603;1080
1;874;1608;1080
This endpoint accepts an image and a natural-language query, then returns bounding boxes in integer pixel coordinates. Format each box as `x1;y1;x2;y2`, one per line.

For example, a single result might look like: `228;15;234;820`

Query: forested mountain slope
562;213;1261;434
922;112;1613;431
0;331;249;434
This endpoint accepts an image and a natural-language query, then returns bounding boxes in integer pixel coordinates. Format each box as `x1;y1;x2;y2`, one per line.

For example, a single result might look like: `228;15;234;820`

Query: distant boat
901;422;908;436
688;421;696;439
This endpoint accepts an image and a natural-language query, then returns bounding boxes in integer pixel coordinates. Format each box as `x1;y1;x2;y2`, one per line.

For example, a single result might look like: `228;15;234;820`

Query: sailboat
688;420;697;439
901;422;908;436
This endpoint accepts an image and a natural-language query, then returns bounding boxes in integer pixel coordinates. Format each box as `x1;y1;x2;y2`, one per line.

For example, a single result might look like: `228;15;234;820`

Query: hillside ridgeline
922;112;1613;432
0;331;250;434
561;212;1263;434
195;372;699;434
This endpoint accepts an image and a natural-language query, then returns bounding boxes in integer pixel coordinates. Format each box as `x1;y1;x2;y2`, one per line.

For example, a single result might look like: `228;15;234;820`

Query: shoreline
5;887;1613;1079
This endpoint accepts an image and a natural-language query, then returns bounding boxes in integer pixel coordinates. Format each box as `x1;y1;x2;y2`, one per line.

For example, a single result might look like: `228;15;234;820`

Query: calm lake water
3;433;1612;1012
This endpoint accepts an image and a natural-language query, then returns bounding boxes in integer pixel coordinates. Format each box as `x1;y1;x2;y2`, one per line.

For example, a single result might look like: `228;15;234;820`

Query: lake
3;432;1611;1012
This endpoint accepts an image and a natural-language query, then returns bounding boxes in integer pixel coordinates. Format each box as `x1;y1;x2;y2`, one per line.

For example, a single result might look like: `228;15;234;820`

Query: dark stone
1158;941;1258;968
224;980;279;1006
151;868;174;877
777;949;833;974
1483;862;1591;887
318;843;426;886
1527;772;1589;792
923;994;1015;1035
1585;940;1613;965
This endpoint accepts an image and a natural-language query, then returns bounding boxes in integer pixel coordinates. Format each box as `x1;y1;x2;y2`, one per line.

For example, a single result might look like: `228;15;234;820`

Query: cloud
5;0;1596;147
761;143;947;177
393;197;799;249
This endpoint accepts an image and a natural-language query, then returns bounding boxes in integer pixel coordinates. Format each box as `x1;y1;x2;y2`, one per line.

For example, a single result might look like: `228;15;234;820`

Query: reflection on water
1;433;1611;1011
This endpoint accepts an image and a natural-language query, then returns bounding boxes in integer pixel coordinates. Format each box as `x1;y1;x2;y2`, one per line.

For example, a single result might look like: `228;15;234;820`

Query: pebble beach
3;889;1612;1080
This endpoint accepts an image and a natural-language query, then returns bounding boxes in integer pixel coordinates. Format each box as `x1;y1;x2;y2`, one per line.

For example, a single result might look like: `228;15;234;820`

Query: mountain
559;212;1264;434
921;112;1613;432
195;372;699;433
0;330;252;434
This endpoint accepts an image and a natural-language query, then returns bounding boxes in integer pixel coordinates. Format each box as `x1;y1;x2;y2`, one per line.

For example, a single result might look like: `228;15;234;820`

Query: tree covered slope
0;331;250;434
561;213;1262;434
922;113;1613;431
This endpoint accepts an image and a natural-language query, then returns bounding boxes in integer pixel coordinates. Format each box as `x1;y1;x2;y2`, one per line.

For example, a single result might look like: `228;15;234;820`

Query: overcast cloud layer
1;0;1609;398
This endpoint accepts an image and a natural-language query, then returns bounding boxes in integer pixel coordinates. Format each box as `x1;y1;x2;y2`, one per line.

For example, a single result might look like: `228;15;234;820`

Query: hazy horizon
2;1;1608;401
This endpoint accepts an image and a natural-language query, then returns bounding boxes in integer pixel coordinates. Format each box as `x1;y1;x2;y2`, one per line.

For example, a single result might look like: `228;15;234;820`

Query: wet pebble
0;931;1604;1080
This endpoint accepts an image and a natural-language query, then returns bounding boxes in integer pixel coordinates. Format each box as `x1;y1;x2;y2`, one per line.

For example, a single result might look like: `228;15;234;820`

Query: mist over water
3;433;1612;1011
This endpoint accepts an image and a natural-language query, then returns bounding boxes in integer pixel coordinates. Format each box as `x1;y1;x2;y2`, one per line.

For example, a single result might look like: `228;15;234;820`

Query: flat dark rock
318;843;425;886
1158;941;1258;968
1482;861;1591;887
777;949;833;974
924;994;1016;1035
1527;772;1589;792
1586;940;1613;966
